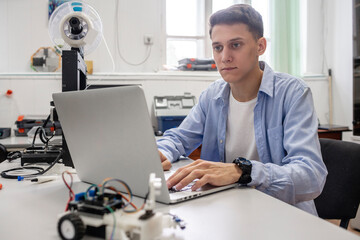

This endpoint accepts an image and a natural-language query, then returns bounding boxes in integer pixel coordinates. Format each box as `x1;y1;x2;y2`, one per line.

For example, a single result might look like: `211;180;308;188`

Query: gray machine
154;93;196;133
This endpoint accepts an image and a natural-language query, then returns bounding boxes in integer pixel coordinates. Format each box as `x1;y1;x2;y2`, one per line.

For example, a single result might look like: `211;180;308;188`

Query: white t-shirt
225;92;259;163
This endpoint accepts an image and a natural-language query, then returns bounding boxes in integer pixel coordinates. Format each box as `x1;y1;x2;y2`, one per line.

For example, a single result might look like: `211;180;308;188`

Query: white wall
325;0;353;141
0;0;163;73
306;0;326;76
0;73;219;130
0;73;330;132
306;0;353;141
0;0;353;138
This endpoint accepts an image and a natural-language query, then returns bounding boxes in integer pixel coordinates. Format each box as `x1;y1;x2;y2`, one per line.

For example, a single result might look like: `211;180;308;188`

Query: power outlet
144;34;154;45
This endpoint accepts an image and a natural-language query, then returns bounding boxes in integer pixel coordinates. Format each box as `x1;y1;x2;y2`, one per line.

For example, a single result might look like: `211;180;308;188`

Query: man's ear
257;37;267;56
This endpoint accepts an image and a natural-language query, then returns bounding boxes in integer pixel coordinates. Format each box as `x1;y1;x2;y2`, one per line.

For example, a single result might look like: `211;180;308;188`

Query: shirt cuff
248;160;270;190
158;148;175;163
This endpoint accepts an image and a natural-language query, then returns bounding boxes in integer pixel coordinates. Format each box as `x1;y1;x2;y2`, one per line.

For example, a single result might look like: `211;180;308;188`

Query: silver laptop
53;86;236;204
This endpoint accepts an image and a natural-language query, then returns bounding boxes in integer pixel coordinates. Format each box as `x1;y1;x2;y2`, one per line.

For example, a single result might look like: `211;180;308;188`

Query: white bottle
0;90;17;129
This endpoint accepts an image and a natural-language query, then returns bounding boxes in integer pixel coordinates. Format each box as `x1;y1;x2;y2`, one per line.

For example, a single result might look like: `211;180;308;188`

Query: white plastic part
145;173;162;211
48;1;103;55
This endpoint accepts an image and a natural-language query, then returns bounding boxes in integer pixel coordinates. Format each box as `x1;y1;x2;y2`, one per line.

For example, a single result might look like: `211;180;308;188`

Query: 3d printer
48;1;103;167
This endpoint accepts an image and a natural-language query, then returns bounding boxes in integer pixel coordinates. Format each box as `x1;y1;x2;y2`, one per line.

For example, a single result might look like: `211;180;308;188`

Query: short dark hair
209;4;263;40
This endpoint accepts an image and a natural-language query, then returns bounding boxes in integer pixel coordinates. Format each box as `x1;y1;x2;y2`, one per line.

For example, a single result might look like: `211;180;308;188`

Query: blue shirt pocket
267;125;285;162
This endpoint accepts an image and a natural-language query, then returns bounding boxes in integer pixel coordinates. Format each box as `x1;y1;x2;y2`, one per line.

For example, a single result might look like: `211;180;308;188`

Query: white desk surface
0;159;359;240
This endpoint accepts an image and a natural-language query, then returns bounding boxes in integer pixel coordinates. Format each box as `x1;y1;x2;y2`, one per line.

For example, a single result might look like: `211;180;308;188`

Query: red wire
62;171;75;211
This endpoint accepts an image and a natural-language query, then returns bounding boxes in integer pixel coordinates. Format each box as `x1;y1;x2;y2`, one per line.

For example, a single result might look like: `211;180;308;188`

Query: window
165;0;206;66
164;0;271;67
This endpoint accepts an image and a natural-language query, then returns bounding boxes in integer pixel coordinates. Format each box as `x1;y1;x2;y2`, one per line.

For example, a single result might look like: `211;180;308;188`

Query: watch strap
233;157;252;184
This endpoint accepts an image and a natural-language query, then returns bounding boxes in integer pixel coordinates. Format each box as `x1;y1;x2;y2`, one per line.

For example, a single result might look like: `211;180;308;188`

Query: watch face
238;157;251;166
241;160;251;165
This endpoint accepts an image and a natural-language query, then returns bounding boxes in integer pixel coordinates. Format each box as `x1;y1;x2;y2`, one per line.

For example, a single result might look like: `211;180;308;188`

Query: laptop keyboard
168;180;197;193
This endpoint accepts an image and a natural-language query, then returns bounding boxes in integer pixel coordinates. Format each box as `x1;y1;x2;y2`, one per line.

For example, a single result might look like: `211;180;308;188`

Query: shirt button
220;139;223;144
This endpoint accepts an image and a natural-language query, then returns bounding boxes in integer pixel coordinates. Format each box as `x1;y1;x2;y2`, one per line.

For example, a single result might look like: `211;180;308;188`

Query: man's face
211;23;265;84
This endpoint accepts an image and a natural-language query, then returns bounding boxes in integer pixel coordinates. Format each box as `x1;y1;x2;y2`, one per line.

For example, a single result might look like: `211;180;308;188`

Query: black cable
39;127;54;148
41;115;52;145
31;126;42;147
1;114;60;179
0;150;63;180
42;115;56;147
7;151;22;161
30;114;54;147
39;128;48;144
36;150;62;176
1;166;44;179
42;114;50;128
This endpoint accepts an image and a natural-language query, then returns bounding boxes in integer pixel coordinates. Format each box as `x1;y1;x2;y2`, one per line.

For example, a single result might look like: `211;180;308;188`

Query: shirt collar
214;81;230;102
214;61;275;101
258;61;274;98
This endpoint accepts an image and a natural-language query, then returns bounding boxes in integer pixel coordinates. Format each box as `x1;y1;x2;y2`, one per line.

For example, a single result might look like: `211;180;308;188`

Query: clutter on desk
0;128;11;139
29;175;59;183
177;58;217;71
14;115;62;137
58;172;186;240
154;93;196;133
1;145;63;179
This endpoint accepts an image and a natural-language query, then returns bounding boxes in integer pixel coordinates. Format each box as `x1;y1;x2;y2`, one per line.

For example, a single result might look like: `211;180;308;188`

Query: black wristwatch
233;157;252;184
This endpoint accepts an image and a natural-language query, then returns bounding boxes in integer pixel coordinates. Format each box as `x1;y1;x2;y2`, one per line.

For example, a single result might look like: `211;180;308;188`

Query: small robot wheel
58;213;86;240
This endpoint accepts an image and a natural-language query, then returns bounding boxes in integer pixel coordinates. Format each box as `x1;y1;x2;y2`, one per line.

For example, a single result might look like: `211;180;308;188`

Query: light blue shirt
157;62;328;215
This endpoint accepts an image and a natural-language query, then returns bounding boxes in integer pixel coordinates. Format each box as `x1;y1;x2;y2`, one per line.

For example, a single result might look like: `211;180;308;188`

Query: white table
0;160;359;240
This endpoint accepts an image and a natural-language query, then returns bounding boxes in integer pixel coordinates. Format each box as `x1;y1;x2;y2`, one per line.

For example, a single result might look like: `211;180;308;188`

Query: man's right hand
159;150;172;171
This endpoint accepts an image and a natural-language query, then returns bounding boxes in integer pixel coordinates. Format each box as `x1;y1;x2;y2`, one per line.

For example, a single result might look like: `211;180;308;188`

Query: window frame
161;0;266;68
162;0;212;67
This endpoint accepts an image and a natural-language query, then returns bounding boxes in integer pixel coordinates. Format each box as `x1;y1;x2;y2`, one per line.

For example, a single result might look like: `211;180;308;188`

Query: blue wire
85;184;99;200
105;206;116;240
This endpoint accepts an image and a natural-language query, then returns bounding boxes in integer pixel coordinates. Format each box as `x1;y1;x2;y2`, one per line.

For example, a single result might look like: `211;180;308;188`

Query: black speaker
0;144;8;163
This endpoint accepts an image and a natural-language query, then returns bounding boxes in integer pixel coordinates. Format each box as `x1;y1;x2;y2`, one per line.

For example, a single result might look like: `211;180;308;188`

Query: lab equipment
154;93;196;132
48;1;103;167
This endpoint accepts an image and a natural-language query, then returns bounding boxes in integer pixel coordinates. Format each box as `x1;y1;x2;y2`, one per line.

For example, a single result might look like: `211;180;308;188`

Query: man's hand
166;159;242;191
159;150;172;171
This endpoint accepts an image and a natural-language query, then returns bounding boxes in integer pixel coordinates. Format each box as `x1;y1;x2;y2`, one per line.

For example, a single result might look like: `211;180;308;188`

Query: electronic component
58;173;185;240
21;146;62;166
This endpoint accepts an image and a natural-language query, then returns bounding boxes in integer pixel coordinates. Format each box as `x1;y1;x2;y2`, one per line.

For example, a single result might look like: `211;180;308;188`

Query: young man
157;4;327;215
